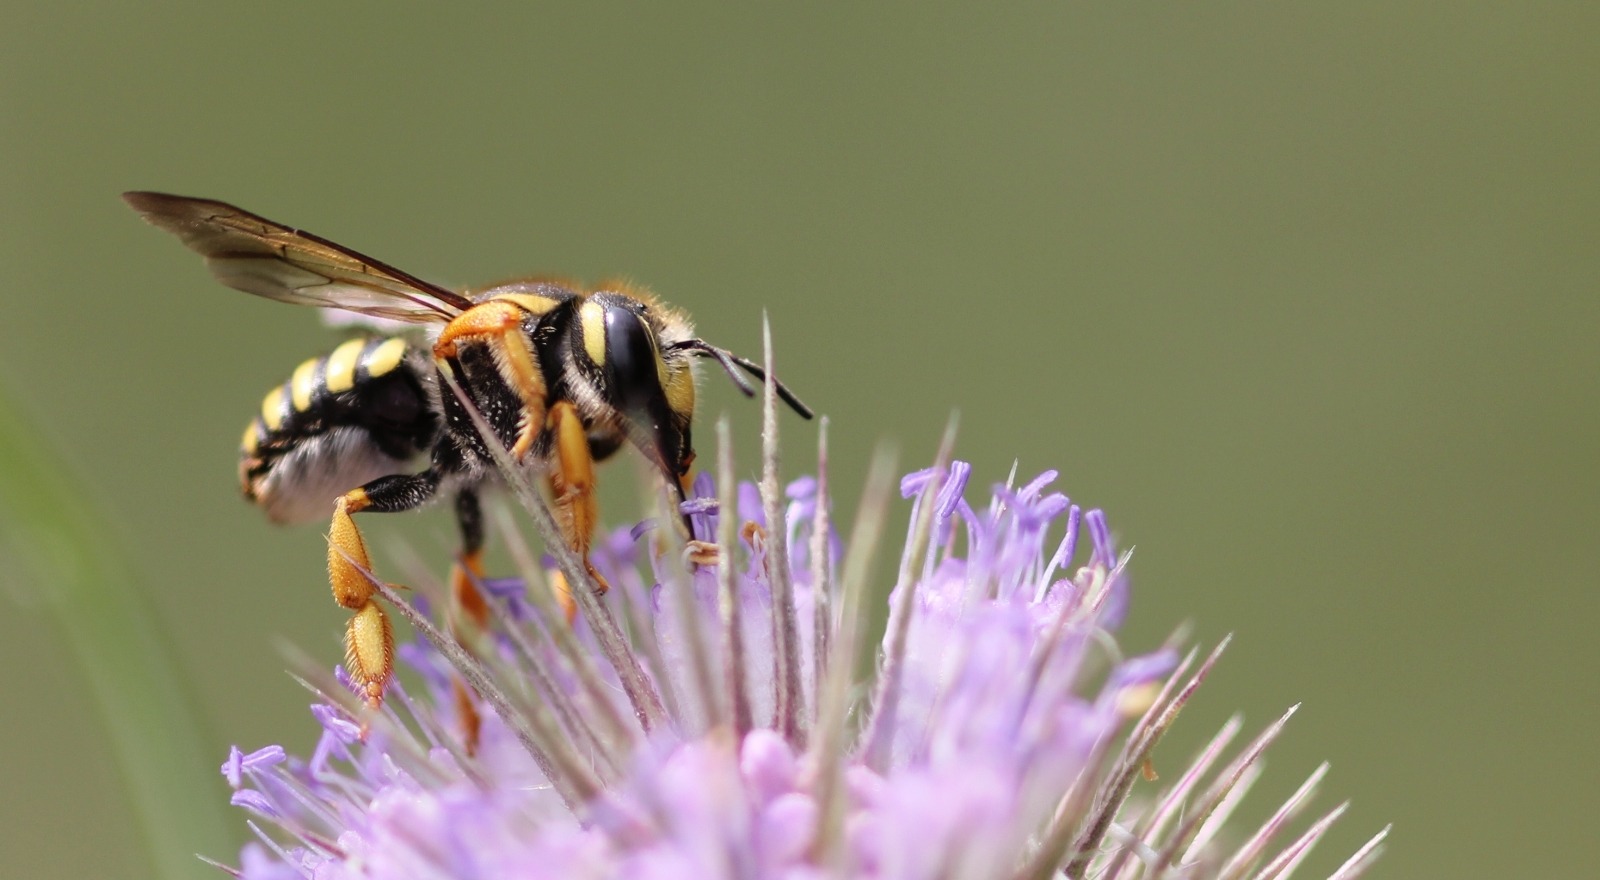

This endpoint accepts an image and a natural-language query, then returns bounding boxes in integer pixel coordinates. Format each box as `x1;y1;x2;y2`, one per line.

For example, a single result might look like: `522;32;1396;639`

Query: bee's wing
124;191;474;323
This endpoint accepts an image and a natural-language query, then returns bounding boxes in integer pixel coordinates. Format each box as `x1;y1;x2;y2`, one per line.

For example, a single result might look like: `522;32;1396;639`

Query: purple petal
679;497;718;515
935;460;972;519
1019;469;1059;500
310;704;363;743
230;789;279;819
1113;648;1181;689
740;729;798;804
737;481;765;526
220;746;245;789
785;475;816;500
1086;508;1115;568
899;466;941;499
758;792;818;868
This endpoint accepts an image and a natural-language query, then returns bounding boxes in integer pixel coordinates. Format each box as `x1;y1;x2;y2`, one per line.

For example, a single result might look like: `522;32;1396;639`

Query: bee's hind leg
327;469;442;709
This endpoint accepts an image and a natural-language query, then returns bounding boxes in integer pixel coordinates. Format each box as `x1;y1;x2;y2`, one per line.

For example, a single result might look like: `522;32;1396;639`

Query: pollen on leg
548;402;597;503
344;602;394;707
329;491;376;609
546;400;609;608
432;301;522;359
433;301;547;461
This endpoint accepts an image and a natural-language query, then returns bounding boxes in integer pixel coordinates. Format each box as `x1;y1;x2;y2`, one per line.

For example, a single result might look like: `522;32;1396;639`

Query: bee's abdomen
240;337;439;524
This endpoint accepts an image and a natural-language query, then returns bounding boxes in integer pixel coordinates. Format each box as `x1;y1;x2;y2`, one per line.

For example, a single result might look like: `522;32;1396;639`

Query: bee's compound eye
603;307;661;407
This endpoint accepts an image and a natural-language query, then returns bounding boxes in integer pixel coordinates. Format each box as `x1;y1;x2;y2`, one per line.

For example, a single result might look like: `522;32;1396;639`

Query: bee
124;192;812;708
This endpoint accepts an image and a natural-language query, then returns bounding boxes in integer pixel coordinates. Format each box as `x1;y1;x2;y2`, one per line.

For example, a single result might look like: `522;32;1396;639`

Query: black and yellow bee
124;192;811;708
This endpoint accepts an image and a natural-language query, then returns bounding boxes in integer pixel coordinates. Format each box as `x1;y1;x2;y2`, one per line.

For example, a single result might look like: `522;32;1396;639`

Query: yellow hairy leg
546;400;610;622
447;549;488;755
328;491;394;707
433;301;547;459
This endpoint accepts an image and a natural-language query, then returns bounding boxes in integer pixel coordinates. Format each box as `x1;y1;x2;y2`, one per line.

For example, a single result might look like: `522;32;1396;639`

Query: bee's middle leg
450;487;490;632
449;486;489;754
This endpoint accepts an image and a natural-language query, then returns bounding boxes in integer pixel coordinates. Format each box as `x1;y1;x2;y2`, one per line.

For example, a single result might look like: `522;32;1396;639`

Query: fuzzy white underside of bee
252;427;424;525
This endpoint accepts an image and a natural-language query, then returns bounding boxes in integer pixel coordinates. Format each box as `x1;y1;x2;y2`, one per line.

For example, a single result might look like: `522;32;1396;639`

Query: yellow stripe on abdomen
324;338;367;393
260;385;288;431
290;356;320;412
240;420;261;455
364;337;408;378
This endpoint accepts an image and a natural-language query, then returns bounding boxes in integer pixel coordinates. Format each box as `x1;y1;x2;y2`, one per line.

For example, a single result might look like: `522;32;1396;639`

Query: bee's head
585;290;677;416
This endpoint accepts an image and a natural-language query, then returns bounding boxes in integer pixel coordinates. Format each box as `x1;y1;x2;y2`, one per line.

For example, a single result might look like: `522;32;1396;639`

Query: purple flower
214;429;1386;879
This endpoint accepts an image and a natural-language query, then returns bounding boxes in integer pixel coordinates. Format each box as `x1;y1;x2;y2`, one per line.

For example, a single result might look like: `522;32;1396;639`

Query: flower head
214;423;1386;879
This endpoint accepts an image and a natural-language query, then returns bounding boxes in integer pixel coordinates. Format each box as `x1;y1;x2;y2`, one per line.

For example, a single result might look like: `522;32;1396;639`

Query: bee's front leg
433;302;547;461
546;400;610;623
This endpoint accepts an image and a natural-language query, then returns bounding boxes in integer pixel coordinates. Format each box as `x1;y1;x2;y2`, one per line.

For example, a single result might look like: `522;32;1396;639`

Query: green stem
0;390;230;879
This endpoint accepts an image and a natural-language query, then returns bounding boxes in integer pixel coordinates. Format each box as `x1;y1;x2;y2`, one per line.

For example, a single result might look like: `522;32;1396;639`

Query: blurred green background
2;4;1595;878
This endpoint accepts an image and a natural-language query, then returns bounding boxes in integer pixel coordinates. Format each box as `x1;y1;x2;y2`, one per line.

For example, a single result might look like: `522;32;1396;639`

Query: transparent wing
124;191;474;323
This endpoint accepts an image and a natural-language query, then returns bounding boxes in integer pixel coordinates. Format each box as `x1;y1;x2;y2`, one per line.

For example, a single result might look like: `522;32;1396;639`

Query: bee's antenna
674;339;815;420
676;339;759;397
722;351;814;420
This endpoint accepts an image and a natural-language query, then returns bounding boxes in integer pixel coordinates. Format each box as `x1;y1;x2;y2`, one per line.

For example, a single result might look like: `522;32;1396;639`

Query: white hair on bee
252;427;423;525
